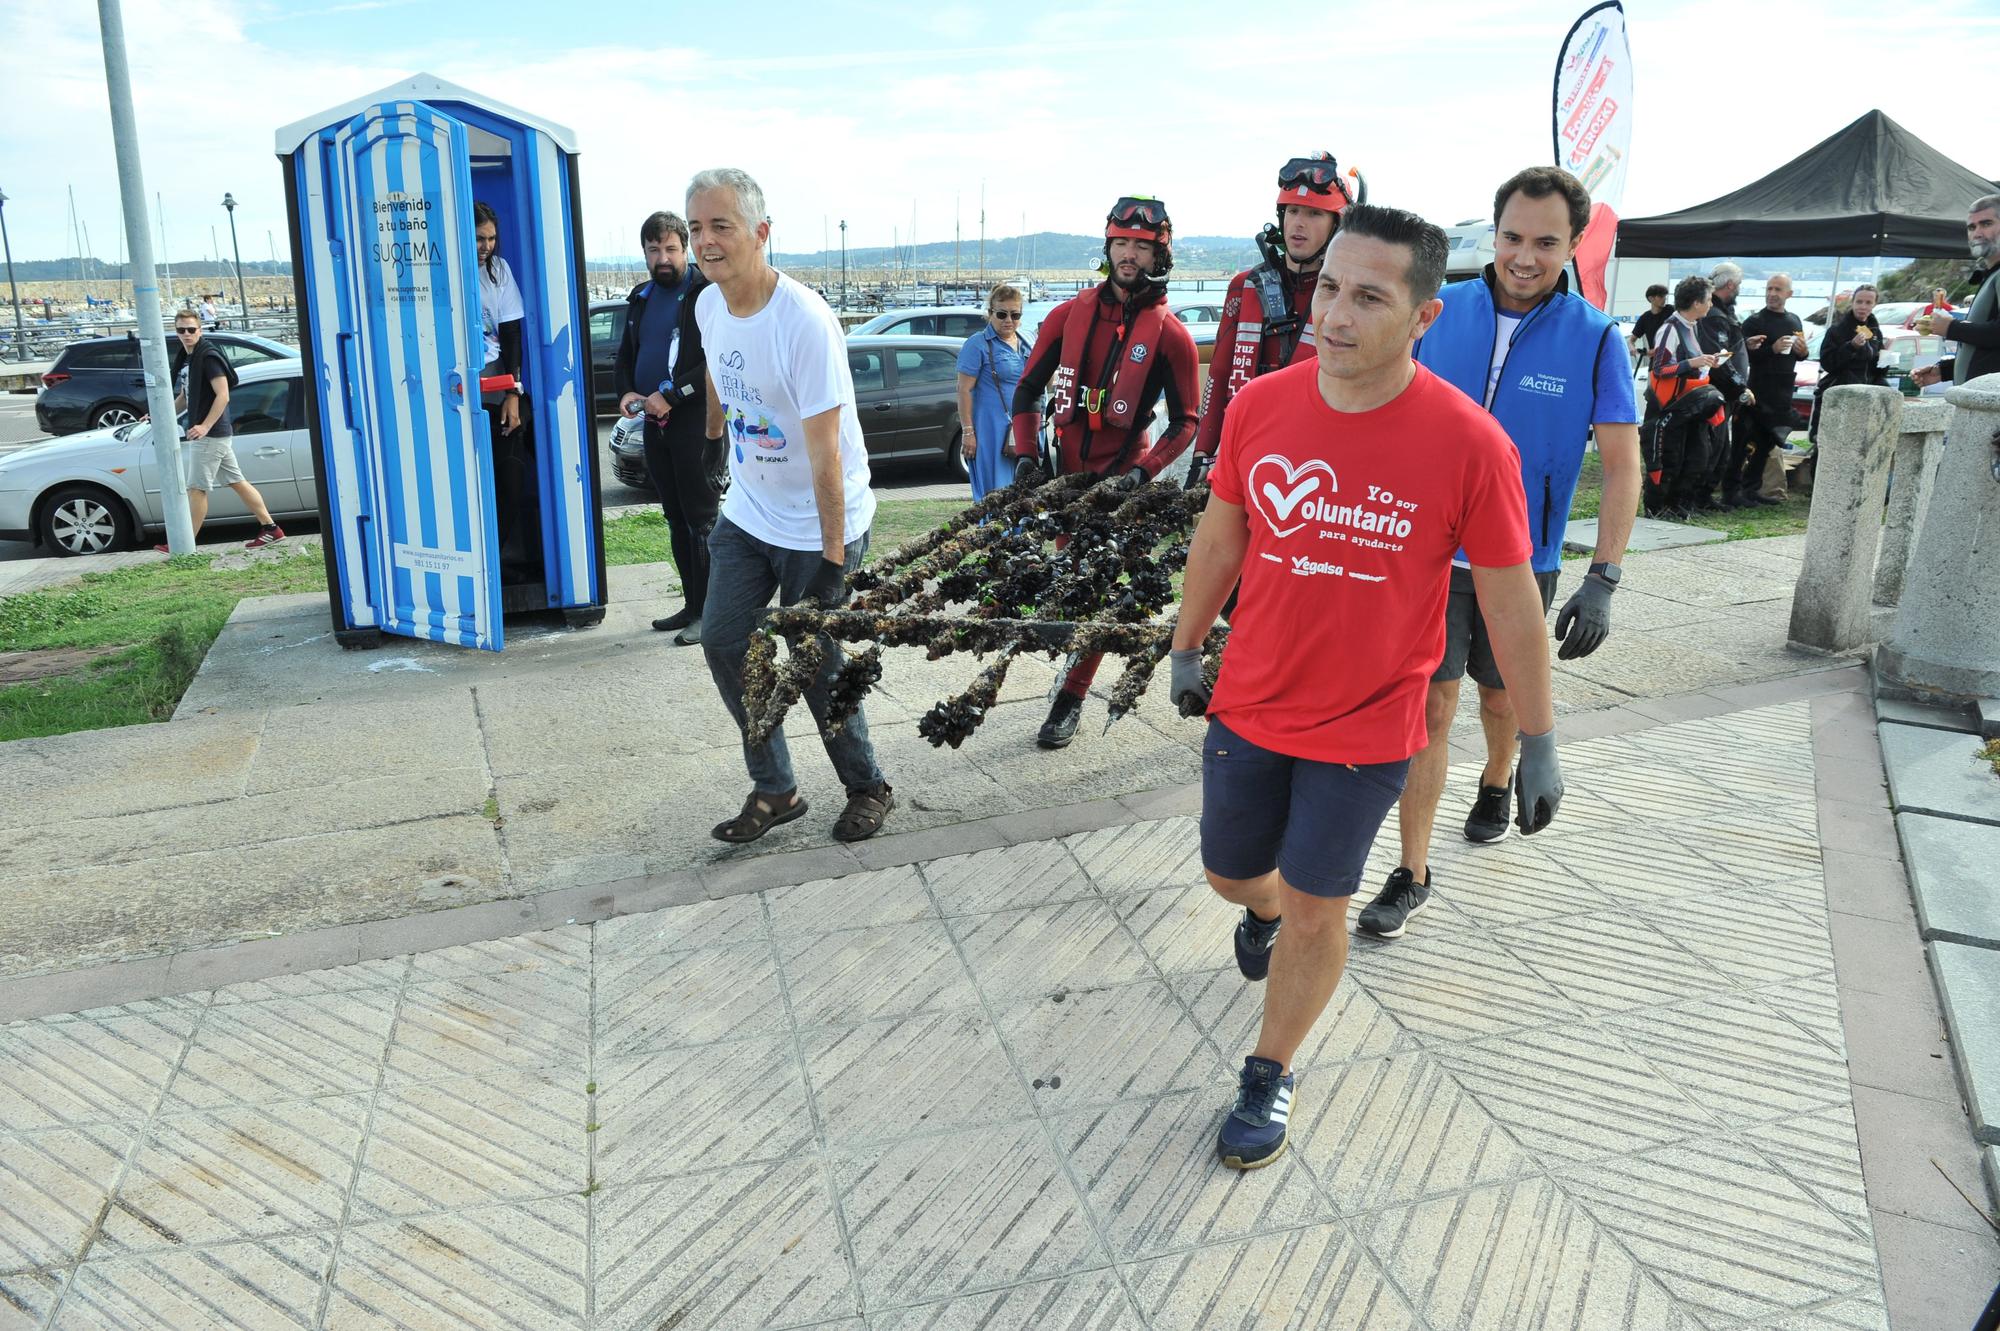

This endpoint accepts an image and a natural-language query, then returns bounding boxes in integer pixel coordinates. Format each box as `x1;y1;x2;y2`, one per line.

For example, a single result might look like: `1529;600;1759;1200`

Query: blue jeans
703;516;886;798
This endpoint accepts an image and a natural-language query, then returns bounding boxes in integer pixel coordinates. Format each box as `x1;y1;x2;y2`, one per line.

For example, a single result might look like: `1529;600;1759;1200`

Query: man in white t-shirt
689;167;895;845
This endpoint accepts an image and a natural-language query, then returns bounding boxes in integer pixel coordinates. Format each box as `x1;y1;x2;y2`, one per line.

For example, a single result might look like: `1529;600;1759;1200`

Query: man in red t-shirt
1168;203;1566;1171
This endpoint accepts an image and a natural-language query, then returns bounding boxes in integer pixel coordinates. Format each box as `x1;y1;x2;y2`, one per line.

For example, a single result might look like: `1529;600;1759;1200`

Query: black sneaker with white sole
1233;909;1281;981
1356;866;1431;939
1463;778;1512;843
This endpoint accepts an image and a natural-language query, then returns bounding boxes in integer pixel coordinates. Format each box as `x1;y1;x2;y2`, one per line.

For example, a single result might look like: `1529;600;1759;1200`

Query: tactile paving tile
97;1096;367;1253
594;1160;853;1331
836;1122;1101;1308
0;1006;191;1132
323;1198;589;1331
1556;1135;1880;1326
1127;1223;1419;1331
0;1123;136;1270
1362;1176;1699;1331
0;700;1887;1329
57;1234;332;1330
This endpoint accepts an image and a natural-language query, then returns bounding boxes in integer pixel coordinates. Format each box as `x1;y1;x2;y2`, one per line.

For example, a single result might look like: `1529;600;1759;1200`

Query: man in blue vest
1358;166;1641;941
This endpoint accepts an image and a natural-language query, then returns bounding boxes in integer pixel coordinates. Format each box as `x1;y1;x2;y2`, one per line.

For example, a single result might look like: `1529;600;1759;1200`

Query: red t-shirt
1207;360;1531;764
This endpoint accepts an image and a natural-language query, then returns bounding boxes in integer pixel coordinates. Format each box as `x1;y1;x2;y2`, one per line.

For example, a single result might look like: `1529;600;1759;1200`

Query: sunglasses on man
175;326;201;334
990;310;1023;320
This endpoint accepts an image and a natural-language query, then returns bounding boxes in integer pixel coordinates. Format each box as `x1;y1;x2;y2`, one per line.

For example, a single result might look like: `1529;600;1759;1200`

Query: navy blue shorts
1200;717;1410;899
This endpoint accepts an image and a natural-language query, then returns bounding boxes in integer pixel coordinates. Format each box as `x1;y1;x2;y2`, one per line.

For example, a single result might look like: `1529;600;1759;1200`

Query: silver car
0;358;319;555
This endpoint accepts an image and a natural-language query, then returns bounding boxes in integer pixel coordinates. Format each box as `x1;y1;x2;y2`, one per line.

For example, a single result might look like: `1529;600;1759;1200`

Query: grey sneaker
673;617;703;646
1463;778;1511;843
1357;867;1431;939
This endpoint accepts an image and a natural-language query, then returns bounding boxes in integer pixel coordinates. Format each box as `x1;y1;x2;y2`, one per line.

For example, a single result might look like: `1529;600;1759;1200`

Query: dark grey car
845;334;968;479
34;331;297;435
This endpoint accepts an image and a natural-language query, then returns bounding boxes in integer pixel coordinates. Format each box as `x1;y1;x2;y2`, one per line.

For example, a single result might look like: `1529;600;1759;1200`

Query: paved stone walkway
0;698;1915;1329
0;534;1815;981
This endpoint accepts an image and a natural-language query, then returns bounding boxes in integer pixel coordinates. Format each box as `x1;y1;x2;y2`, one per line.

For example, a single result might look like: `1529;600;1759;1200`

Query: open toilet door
320;100;504;650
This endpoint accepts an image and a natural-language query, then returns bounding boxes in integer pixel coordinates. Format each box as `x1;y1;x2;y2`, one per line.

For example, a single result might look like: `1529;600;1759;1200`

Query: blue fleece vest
1415;272;1623;572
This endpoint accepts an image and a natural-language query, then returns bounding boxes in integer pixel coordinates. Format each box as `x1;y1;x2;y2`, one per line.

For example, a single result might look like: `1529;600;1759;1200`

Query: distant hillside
5;257;292;282
769;231;1266;275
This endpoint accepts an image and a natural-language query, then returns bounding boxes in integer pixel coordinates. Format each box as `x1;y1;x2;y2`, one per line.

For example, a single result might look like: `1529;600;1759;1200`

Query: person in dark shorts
1169;204;1565;1170
1362;166;1639;943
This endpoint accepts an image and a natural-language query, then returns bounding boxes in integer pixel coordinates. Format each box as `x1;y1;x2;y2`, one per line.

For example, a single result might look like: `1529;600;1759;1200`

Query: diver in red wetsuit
1191;153;1364;485
1008;195;1200;749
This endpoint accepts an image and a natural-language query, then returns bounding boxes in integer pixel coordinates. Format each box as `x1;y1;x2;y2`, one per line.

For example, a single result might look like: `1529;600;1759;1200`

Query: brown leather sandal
832;783;895;843
712;790;807;844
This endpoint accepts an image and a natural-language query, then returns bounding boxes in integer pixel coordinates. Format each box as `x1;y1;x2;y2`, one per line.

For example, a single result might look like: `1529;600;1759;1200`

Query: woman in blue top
955;284;1032;500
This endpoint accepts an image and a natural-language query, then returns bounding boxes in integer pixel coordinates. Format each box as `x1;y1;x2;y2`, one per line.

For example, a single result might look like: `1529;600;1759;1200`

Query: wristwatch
1587;561;1623;587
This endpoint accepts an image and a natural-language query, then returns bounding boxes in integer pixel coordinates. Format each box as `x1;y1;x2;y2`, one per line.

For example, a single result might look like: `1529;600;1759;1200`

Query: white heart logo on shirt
1246;455;1337;538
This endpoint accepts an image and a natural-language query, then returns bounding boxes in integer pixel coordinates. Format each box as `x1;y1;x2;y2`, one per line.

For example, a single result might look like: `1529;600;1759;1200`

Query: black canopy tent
1617;110;1994;259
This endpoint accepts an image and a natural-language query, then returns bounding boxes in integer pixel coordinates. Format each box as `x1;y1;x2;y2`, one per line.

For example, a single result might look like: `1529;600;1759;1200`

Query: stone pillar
1788;384;1902;653
1878;374;2000;699
1872;398;1951;607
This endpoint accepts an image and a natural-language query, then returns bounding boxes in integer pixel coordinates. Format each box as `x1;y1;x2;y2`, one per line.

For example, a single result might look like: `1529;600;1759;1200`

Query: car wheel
947;430;970;482
38;485;135;556
90;402;140;429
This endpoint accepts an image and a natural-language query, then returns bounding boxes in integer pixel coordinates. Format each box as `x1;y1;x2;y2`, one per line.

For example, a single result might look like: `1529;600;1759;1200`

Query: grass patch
0;499;971;743
1981;739;2000;780
1568;448;1811;542
0;549;328;742
601;498;968;568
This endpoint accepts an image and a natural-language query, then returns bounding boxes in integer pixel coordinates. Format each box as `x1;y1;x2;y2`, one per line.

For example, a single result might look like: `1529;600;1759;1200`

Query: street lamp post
839;219;848;311
0;188;25;363
221;193;248;329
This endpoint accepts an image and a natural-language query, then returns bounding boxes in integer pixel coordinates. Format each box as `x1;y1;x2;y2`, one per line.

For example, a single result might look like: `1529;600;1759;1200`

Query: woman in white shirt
474;200;537;580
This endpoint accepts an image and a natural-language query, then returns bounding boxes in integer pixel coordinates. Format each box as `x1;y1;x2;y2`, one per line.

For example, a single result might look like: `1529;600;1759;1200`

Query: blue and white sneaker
1217;1055;1293;1170
1233;909;1281;981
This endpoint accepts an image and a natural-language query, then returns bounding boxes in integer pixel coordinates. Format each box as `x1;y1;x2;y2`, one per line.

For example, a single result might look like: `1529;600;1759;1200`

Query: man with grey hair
688;167;896;844
1915;194;2000;389
1695;261;1751;510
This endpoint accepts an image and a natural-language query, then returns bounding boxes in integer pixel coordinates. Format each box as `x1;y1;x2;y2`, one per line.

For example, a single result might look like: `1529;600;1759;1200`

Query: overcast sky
3;0;1996;266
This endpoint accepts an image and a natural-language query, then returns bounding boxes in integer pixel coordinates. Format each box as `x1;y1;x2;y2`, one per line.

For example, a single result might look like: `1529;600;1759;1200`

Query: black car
34;331;297;435
845;334;968;478
605;331;968;487
587;300;631;418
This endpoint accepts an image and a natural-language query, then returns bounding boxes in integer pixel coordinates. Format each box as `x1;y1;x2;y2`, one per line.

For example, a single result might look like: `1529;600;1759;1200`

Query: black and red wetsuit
1007;281;1199;479
1006;280;1199;704
1192;262;1317;461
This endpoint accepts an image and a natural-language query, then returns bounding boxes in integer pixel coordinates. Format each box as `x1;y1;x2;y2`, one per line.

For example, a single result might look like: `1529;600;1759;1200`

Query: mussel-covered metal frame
741;473;1228;750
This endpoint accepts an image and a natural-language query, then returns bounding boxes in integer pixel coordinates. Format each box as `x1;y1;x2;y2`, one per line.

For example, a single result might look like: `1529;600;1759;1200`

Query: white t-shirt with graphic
698;272;875;551
1484;312;1524;408
477;255;525;368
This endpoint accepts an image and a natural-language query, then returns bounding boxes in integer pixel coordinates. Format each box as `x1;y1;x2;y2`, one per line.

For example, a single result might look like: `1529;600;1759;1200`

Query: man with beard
617;211;715;644
1189;154;1358;484
1355;166;1638;945
1733;274;1808;507
1007;196;1201;749
1916;194;2000;391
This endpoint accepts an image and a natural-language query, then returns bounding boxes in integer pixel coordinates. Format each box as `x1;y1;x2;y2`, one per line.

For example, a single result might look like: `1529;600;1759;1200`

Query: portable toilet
275;73;605;651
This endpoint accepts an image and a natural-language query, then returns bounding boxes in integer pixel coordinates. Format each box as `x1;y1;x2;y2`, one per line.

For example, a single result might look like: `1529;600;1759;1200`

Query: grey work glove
801;557;849;609
1514;728;1564;835
1107;467;1145;492
1185;453;1214;488
1553;572;1615;660
1013;456;1048;489
1168;647;1210;717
